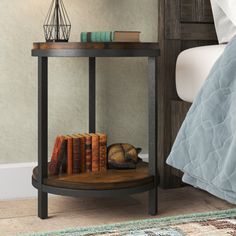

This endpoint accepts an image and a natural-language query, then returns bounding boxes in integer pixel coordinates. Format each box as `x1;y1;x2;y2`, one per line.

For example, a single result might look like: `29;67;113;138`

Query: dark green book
81;31;113;42
81;31;140;43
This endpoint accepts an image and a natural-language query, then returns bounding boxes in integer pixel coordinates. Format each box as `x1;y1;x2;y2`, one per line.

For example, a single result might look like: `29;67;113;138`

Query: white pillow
210;0;236;43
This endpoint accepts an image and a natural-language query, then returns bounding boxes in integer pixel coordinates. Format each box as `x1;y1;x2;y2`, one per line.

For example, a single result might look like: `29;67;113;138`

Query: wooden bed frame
158;0;218;188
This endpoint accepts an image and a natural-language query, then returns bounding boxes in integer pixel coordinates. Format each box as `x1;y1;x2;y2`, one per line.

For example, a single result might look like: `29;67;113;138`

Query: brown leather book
49;136;66;175
75;134;86;173
97;133;107;171
55;136;67;175
65;135;73;175
113;31;141;42
90;134;100;172
83;134;92;172
71;135;80;174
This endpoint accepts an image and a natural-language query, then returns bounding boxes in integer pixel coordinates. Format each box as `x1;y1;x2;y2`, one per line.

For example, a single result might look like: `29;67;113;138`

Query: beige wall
0;0;158;164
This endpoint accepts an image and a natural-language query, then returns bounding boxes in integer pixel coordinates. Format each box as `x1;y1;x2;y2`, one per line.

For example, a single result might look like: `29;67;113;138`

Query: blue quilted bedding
166;35;236;204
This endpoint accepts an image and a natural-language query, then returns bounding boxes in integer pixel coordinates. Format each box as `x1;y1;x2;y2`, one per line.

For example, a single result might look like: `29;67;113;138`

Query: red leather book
83;134;92;172
91;134;100;172
97;133;107;171
49;136;63;175
55;136;67;175
71;135;80;174
66;135;73;175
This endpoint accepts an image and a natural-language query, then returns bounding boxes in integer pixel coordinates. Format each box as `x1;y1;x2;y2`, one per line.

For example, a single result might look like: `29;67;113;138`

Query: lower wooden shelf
32;162;154;196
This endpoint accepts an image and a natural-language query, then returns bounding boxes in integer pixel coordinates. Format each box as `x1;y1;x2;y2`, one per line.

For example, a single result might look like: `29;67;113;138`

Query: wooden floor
0;187;234;236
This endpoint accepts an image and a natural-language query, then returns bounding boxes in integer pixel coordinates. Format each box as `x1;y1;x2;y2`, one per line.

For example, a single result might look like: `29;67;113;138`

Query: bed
166;32;236;204
175;0;236;103
163;0;236;203
176;44;226;103
158;0;236;190
158;0;219;188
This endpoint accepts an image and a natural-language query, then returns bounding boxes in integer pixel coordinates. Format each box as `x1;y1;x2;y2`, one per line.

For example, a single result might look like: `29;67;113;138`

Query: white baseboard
0;155;149;200
140;154;149;163
0;162;37;200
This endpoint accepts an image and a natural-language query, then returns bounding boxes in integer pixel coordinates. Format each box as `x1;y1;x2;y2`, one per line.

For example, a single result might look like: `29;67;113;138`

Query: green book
81;32;113;42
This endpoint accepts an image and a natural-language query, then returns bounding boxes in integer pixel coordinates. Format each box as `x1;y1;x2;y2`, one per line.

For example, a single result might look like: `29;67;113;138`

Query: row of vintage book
49;133;107;175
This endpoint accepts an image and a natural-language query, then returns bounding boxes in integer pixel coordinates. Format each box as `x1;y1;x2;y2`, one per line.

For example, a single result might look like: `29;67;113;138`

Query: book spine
67;136;73;175
49;136;60;174
61;142;68;174
99;134;107;171
81;32;87;42
55;138;67;175
85;135;92;172
79;136;86;173
72;137;80;174
81;32;113;42
91;134;99;172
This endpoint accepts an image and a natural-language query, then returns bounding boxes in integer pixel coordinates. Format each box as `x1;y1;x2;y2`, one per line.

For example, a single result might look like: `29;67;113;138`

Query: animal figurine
107;143;142;169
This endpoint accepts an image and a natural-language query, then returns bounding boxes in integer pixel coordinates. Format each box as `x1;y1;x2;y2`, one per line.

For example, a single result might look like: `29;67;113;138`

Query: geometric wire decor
43;0;71;42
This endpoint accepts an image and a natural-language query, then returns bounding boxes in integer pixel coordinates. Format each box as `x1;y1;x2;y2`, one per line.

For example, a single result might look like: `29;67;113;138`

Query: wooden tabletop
32;42;160;57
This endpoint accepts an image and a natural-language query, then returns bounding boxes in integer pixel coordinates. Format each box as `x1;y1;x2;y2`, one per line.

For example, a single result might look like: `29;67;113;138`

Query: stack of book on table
49;133;107;175
81;31;141;42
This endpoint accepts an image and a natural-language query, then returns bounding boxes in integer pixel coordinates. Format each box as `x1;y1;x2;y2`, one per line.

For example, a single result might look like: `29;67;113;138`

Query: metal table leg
38;57;48;219
89;57;96;133
148;56;158;215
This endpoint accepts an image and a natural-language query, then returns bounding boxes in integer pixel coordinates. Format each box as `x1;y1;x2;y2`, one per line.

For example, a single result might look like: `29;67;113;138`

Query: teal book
81;32;113;42
81;31;141;43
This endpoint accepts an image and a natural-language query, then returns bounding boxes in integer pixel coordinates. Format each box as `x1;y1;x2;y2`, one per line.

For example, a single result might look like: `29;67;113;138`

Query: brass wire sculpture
43;0;71;42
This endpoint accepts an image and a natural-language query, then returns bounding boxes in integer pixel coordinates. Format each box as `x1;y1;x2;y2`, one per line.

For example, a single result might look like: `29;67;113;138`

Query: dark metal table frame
33;46;160;219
